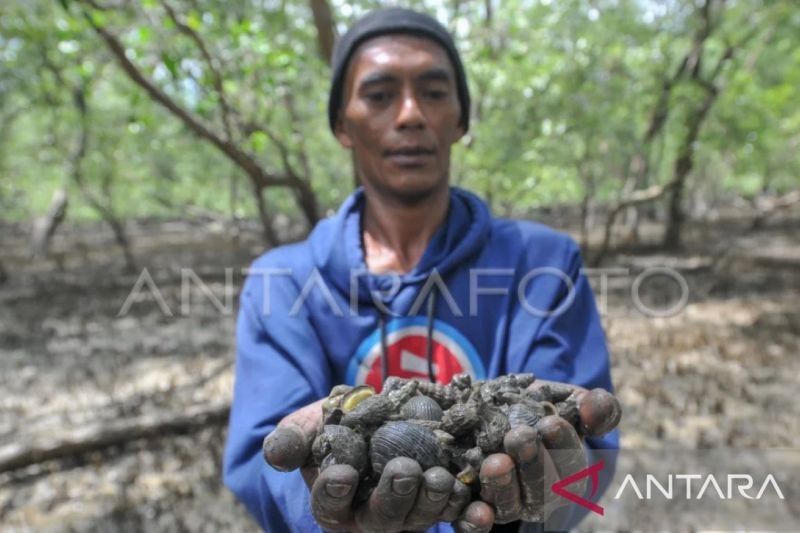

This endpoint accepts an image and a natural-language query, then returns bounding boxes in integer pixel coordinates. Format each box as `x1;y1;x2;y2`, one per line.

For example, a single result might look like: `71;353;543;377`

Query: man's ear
451;123;466;145
334;118;353;149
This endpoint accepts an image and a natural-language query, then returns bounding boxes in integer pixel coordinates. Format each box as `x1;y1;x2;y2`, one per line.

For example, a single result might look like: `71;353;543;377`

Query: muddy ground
0;210;798;531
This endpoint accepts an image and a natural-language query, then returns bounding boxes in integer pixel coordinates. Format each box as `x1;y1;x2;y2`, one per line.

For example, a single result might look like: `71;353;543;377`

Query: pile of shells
302;373;614;505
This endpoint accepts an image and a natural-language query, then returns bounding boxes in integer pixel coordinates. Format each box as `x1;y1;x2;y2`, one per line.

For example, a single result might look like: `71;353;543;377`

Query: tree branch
160;0;235;140
284;92;314;183
78;6;291;191
309;0;336;65
0;403;230;473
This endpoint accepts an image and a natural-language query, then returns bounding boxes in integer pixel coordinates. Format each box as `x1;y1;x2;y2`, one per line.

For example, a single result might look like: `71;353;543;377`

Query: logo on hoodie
346;317;486;392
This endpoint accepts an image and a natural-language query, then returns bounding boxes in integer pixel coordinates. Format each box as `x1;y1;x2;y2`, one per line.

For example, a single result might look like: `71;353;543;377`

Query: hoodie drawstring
425;289;437;383
378;287;438;386
379;311;389;385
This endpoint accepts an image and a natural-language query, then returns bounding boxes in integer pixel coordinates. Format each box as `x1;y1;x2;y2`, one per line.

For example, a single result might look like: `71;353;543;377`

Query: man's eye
366;92;390;103
425;90;447;100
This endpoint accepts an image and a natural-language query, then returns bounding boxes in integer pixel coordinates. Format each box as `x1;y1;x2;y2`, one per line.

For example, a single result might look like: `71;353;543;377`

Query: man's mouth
384;146;435;166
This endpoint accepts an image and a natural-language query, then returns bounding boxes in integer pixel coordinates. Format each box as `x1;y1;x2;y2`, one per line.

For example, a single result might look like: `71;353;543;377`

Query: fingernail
457;521;482;533
325;482;352;498
392;476;417;495
426;488;449;502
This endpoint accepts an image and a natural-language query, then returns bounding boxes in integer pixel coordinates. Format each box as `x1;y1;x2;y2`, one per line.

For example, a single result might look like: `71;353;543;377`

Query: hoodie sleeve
507;234;619;529
223;261;331;532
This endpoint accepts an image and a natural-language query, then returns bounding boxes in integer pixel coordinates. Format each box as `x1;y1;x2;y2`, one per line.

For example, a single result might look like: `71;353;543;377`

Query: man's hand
263;398;478;532
475;381;621;529
262;380;620;532
308;458;476;532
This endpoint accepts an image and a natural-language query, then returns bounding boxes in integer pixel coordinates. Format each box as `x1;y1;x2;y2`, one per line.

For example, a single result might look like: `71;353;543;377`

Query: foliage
0;0;797;227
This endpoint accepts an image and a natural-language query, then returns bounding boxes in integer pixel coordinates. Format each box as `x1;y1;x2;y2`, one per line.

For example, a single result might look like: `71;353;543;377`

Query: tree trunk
663;154;691;249
663;72;723;248
80;10;321;240
0;402;230;474
292;177;321;229
30;187;69;259
103;210;137;272
591;179;678;265
579;192;591;251
254;184;279;246
662;0;737;248
70;84;138;271
309;0;336;65
661;82;720;250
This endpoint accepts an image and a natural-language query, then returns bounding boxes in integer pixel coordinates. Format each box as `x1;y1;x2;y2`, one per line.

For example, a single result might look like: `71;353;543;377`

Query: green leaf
161;53;178;78
137;26;152;44
186;12;202;31
250;131;268;153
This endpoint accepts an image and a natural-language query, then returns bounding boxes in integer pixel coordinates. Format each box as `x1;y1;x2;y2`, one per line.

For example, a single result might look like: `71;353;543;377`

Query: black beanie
328;7;471;134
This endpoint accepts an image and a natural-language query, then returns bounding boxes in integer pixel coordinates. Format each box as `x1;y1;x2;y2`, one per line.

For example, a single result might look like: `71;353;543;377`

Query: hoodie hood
309;186;491;307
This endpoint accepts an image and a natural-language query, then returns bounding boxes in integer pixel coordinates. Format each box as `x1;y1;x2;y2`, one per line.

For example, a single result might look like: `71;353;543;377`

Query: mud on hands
262;374;621;532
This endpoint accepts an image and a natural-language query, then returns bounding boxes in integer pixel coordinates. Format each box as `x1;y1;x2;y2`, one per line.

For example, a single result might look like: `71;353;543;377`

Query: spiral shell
341;385;375;412
384;380;419;409
369;421;443;474
415;381;461;408
507;373;536;389
450;373;473;392
475;405;510;453
400;395;444;421
441;401;480;437
340;395;395;429
312;424;368;474
505;403;544;428
556;399;579;428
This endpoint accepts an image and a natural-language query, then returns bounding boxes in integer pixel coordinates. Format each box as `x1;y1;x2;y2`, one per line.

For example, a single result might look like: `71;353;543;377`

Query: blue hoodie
223;187;618;532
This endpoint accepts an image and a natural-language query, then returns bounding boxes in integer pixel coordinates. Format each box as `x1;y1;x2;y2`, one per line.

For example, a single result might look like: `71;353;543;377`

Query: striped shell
400;395;444;421
312;424;368;474
369;421;443;474
506;403;544;428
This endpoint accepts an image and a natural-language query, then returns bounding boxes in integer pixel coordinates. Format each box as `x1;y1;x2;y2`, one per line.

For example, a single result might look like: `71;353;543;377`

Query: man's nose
395;91;425;130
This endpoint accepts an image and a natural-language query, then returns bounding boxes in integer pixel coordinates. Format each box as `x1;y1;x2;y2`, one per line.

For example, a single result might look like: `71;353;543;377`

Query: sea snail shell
400;395;444;421
369;421;443;475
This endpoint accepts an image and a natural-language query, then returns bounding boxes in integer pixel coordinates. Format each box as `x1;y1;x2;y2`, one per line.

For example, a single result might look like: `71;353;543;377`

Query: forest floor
0;209;798;531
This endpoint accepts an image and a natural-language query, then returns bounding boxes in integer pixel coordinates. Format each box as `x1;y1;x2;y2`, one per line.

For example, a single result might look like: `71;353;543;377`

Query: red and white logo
347;318;485;392
552;460;606;516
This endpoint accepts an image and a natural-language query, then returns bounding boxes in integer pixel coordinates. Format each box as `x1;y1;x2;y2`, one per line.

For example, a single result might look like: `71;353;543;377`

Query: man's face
335;35;465;204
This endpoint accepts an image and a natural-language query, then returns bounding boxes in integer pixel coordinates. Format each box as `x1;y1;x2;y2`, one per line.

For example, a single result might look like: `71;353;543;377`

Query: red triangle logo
550;459;605;516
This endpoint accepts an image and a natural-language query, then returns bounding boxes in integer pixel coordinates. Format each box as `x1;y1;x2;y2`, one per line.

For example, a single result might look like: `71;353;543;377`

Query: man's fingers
504;425;545;522
578;388;622;437
263;425;314;472
355;457;422;532
526;379;585;403
263;398;326;472
526;381;622;438
479;453;522;524
454;500;495;533
439;478;471;522
300;465;319;489
404;466;455;530
537;415;587;478
310;464;359;531
535;415;588;516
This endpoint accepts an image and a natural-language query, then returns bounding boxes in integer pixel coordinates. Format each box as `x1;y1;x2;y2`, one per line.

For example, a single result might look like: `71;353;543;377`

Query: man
224;7;619;532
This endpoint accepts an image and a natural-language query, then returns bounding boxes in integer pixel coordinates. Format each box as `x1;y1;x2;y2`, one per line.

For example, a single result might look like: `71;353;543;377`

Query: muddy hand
262;398;327;473
312;457;468;532
482;381;622;523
